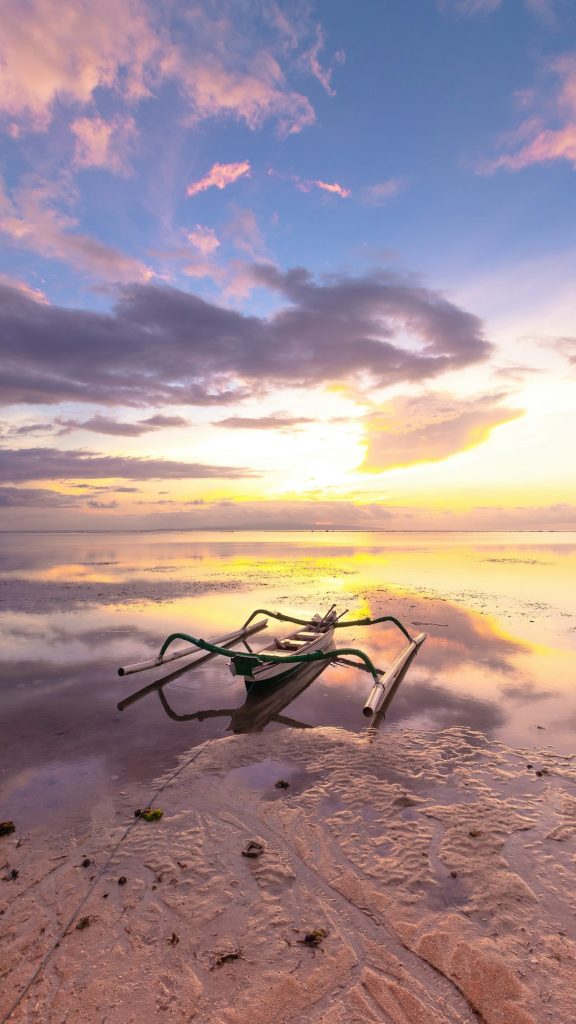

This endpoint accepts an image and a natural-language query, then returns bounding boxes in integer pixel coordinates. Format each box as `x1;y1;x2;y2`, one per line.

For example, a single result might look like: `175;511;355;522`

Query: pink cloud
480;53;576;173
71;115;137;175
361;178;408;205
0;273;48;304
264;3;302;50
0;176;151;283
224;207;267;258
185;225;220;256
296;177;351;198
186;161;251;198
181;261;226;285
0;2;321;139
0;0;160;131
485;124;576;171
269;167;351;199
555;53;576;120
171;53;315;137
299;25;345;97
311;179;351;198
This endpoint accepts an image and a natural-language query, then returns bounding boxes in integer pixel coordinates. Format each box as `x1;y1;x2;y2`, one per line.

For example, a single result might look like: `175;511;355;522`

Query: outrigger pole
362;631;426;718
118;619;268;677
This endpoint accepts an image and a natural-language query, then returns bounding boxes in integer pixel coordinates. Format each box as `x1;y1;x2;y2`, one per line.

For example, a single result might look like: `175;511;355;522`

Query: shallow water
1;530;575;833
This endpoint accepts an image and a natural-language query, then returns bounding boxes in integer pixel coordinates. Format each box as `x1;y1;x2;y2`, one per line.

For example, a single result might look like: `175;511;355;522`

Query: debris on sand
275;779;290;789
0;821;16;837
241;840;264;858
299;928;328;947
140;807;163;822
210;949;242;969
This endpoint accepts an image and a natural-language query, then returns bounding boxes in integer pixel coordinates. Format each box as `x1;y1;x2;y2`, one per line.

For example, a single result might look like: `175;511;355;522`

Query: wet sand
3;725;576;1023
2;531;576;1022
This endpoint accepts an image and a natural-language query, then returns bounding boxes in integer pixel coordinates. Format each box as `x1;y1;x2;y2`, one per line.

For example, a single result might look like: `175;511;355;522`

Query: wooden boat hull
231;620;336;688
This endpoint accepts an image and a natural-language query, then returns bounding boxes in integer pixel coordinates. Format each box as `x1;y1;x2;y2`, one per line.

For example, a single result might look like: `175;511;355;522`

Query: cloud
68;483;140;492
299;25;345;97
361;392;523;471
0;486;82;507
0;0;161;131
524;0;558;26
439;0;556;18
479;53;576;173
268;168;351;198
483;124;576;173
0;448;257;483
0;268;491;408
0;176;152;283
0;1;319;138
57;414;190;436
308;180;350;198
71;115;137;175
185;225;220;256
213;413;314;430
86;499;119;509
550;335;576;365
0;273;48;304
186;161;251;198
438;0;502;15
170;51;315;137
360;178;408;206
0;419;55;438
492;364;540;381
142;414;189;428
224;207;267;258
287;172;350;197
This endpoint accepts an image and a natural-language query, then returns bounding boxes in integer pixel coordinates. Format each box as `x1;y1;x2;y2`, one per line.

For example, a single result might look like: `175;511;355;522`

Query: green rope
158;632;382;683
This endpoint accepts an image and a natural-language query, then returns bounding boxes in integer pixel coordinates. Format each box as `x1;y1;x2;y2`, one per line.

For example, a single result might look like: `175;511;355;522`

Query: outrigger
118;606;426;719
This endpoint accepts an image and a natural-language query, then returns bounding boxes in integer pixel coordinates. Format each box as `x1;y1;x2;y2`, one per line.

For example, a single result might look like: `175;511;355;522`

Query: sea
1;530;575;835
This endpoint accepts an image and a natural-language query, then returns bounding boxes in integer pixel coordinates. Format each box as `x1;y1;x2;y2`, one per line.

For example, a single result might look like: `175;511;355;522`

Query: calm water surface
1;531;575;834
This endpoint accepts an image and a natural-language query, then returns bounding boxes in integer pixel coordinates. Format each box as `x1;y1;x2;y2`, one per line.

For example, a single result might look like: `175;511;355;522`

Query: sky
0;0;575;531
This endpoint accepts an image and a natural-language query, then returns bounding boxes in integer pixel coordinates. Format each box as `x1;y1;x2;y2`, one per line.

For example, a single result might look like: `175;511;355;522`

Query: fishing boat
229;606;339;687
118;604;426;719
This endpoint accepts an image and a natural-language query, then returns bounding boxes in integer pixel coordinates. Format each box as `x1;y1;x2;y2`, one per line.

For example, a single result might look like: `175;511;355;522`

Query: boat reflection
119;656;333;733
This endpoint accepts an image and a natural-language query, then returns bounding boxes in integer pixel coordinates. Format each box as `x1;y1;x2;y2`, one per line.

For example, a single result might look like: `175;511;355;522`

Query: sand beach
2;531;576;1023
3;725;576;1023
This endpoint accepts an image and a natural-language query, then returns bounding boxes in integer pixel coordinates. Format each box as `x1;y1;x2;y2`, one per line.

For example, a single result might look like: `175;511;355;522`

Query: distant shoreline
0;528;573;535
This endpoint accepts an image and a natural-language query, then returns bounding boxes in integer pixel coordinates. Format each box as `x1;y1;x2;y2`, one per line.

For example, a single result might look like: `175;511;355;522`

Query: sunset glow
1;0;575;531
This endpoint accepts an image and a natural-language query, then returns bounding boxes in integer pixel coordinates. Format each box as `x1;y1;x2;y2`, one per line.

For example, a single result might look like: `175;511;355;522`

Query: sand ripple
2;726;576;1023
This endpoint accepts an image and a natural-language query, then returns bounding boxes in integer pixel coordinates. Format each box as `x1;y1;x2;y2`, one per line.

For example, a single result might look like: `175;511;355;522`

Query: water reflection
1;530;575;833
124;658;332;733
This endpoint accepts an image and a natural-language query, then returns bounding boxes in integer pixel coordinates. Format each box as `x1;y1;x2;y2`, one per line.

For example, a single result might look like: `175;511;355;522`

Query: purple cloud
213;413;314;429
0;486;82;507
0;448;258;483
57;414;189;436
0;269;491;408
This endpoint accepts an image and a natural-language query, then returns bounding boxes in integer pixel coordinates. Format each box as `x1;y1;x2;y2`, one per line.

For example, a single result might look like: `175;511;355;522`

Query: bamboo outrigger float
118;605;426;719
